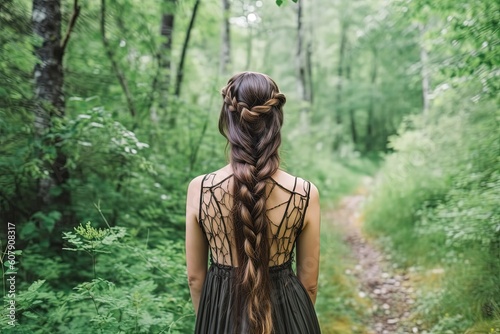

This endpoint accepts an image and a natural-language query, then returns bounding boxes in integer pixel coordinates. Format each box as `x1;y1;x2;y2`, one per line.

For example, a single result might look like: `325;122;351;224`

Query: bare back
198;168;311;267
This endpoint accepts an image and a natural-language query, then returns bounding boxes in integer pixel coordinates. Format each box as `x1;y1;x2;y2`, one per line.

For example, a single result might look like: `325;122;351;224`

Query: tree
345;61;357;145
296;0;312;115
365;47;377;152
220;0;231;75
32;0;80;246
330;19;348;151
159;0;176;110
174;0;201;98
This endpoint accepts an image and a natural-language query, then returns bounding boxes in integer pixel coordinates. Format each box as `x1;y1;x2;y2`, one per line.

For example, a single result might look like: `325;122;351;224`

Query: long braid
219;72;286;334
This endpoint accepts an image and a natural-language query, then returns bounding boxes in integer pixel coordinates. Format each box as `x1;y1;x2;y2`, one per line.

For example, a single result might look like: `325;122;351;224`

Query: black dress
194;173;321;334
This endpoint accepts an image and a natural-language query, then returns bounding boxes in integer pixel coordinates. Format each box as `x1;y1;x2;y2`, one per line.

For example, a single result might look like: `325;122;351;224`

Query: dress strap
292;176;298;193
298;179;312;233
304;179;311;208
198;174;207;227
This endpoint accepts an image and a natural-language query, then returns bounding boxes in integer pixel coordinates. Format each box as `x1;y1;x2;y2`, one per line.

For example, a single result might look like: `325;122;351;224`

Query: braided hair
218;72;286;334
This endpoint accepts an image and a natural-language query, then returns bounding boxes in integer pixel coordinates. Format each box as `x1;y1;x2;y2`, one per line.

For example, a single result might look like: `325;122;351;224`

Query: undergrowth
364;83;500;333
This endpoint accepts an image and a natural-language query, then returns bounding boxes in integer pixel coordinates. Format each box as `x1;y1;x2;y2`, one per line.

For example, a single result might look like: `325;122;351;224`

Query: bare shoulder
186;175;206;215
308;182;320;201
187;165;232;190
274;170;319;198
187;174;206;191
303;181;320;229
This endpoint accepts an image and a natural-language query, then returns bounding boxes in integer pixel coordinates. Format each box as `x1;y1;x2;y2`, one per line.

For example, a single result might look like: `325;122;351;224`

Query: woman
185;72;321;334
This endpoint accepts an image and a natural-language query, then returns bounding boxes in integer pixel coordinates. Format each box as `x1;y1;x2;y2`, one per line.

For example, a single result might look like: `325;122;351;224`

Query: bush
365;83;500;331
1;221;193;334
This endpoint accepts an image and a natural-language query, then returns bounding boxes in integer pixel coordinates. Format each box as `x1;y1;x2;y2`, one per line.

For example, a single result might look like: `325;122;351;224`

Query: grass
316;212;370;333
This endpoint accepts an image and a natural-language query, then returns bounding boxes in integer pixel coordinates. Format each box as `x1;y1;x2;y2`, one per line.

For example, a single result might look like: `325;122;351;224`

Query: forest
0;0;498;333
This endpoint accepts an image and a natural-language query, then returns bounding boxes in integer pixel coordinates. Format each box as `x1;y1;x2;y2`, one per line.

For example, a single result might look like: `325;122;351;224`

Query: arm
185;175;208;315
296;182;320;304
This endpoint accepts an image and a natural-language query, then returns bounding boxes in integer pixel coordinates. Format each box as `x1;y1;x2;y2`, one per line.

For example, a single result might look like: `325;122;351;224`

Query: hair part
219;72;286;334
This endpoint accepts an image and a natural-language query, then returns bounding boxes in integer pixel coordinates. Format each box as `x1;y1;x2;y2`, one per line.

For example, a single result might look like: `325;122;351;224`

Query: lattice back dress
194;172;321;334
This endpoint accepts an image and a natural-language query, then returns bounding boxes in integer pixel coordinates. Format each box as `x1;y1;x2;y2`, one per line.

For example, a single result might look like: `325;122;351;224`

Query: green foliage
366;91;500;332
2;222;193;334
364;0;500;330
1;0;498;332
0;2;38;225
364;0;500;327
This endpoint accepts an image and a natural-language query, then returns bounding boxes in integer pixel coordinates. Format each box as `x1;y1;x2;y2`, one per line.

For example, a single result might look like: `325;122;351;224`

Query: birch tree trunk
32;0;80;244
33;0;64;125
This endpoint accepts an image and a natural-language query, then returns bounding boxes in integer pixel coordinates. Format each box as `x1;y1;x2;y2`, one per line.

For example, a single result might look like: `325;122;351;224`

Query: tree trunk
332;21;348;151
155;0;176;127
296;0;312;114
346;62;357;146
159;0;176;111
220;0;231;75
174;0;201;97
32;0;80;246
334;21;348;125
365;48;378;152
306;40;313;104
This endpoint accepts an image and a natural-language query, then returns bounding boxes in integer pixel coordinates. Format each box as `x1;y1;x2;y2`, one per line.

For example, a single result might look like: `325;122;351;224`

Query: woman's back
199;168;311;267
190;169;321;334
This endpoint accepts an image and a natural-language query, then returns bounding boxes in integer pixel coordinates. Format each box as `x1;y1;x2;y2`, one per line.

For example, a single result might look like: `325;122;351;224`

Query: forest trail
327;180;421;334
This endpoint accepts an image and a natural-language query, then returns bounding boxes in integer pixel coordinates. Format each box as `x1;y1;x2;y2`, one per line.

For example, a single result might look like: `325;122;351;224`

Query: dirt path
329;182;421;334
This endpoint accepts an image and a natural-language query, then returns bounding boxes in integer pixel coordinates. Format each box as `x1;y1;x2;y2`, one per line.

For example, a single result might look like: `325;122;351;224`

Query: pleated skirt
194;261;321;334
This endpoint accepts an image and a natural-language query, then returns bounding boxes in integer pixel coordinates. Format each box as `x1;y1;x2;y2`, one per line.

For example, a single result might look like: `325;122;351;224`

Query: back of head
219;72;286;334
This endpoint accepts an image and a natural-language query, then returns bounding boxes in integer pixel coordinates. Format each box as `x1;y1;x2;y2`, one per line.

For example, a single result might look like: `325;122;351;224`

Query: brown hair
219;72;286;334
